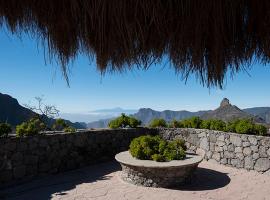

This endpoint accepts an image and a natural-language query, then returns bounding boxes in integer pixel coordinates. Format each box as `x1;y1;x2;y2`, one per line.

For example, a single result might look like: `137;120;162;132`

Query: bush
200;120;211;129
108;113;141;128
181;117;202;128
226;119;240;132
16;118;45;137
254;124;268;136
209;119;226;131
52;118;68;131
64;126;76;133
0;123;12;137
169;119;183;128
235;119;255;134
149;118;167;128
129;135;186;162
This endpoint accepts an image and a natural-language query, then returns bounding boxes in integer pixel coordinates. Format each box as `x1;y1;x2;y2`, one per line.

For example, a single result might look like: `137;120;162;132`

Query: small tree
0;123;12;137
108;113;141;128
149;118;167;128
24;96;60;129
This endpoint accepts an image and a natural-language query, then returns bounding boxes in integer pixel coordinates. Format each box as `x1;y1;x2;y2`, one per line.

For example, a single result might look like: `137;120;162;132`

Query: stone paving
1;161;270;200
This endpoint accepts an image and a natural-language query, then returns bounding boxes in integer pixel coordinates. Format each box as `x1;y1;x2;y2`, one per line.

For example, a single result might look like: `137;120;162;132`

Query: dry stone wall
158;128;270;174
0;128;154;187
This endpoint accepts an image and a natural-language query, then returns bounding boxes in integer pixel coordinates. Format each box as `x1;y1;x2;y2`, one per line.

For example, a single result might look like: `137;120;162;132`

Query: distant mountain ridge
0;93;86;129
87;99;270;128
201;98;265;123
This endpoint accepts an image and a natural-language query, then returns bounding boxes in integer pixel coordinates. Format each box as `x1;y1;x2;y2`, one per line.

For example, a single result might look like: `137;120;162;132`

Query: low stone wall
158;128;270;174
0;128;155;187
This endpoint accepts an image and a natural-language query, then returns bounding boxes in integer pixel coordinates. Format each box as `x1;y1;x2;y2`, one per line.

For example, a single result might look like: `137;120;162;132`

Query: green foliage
108;113;141;128
0;123;12;137
16;118;45;137
149;118;167;128
254;124;268;136
200;120;211;129
129;135;186;162
53;118;68;131
226;119;240;132
209;119;226;131
64;126;76;133
235;119;254;134
181;116;202;128
169;119;183;128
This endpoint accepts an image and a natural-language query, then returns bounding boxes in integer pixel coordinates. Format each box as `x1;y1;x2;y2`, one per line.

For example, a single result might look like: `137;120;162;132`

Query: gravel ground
1;160;270;200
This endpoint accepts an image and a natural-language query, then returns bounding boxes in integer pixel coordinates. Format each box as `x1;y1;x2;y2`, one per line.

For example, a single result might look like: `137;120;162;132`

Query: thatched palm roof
0;0;270;87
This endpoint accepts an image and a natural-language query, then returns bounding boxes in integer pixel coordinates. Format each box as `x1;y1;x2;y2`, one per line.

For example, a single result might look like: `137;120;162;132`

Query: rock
251;145;258;153
228;144;235;152
17;142;27;151
230;135;242;147
261;138;270;147
224;151;234;159
244;156;254;170
231;159;243;168
13;166;26;179
243;147;252;156
259;146;268;157
24;155;39;165
220;158;227;165
0;170;13;182
198;132;207;138
253;153;260;160
242;142;250;147
200;137;209;151
216;141;226;147
248;137;258;145
212;153;221;161
235;153;244;160
254;158;270;172
267;148;270;156
209;134;217;143
235;147;243;153
217;135;225;141
206;151;213;160
215;146;223;152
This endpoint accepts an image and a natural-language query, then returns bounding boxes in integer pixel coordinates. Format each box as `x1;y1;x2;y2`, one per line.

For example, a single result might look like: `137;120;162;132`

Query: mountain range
87;98;270;128
0;93;86;129
1;92;270;129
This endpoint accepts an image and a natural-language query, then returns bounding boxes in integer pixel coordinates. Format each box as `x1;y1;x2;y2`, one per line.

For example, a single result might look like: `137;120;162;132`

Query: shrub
169;119;183;128
53;118;68;131
148;118;167;128
226;119;240;132
200;120;211;129
235;119;255;134
181;117;202;128
64;126;76;133
108;113;141;128
16;118;45;137
129;135;186;162
253;124;267;136
209;119;226;131
0;123;12;137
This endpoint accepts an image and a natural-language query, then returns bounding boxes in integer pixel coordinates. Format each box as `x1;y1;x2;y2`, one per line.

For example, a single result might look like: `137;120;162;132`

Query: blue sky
0;29;270;121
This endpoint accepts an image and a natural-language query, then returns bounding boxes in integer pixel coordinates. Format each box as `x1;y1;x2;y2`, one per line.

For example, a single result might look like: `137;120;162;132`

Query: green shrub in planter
0;123;12;137
16;118;45;137
108;113;141;128
129;135;186;162
149;118;167;128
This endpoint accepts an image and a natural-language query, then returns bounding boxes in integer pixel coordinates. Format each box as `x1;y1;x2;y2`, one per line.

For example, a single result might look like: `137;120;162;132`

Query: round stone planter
115;151;203;188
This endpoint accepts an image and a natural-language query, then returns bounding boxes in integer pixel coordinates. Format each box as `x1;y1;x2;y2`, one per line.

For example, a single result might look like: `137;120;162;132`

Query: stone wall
0;128;155;187
158;128;270;174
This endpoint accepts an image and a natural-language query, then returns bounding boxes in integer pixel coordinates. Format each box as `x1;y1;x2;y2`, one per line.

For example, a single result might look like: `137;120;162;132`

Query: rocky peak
220;98;231;107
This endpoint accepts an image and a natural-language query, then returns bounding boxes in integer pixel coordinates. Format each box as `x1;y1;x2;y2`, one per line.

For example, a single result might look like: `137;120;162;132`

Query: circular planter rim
115;151;203;169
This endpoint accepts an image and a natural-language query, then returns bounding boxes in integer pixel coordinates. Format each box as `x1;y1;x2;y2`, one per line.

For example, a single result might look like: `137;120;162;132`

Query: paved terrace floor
1;161;270;200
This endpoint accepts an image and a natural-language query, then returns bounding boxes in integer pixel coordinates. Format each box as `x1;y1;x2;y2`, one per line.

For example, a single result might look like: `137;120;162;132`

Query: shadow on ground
177;167;231;191
0;161;121;200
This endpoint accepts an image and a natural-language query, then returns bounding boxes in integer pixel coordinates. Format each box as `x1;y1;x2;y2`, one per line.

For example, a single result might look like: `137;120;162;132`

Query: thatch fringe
0;0;270;87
